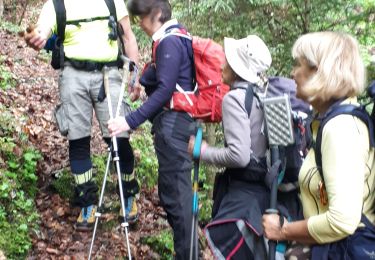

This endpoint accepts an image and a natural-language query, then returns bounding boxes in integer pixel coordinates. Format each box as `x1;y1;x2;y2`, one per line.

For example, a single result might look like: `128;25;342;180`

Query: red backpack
153;28;230;123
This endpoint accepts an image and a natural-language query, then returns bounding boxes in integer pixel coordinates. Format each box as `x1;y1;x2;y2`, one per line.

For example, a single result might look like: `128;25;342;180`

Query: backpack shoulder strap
244;83;263;118
244;85;254;118
152;27;196;86
152;27;192;61
315;104;374;180
103;0;126;60
104;0;117;21
52;0;66;42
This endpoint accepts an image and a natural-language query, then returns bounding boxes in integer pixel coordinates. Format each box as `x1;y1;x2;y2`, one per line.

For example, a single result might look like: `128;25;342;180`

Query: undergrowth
0;103;41;259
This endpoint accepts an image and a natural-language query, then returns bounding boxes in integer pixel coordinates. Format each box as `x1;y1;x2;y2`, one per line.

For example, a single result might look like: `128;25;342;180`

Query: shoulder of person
223;89;246;107
113;0;128;20
155;36;184;60
324;113;368;140
225;88;246;99
160;33;184;45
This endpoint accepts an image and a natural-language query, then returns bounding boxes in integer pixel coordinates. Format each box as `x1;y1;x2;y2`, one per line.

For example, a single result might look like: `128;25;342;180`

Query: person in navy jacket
108;0;196;258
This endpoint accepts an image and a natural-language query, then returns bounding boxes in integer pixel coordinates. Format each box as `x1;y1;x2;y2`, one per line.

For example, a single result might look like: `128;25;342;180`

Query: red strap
226;237;244;259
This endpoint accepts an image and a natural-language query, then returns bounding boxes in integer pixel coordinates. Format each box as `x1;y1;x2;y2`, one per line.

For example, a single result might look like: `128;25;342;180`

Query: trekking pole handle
193;127;203;160
120;55;138;89
130;63;138;88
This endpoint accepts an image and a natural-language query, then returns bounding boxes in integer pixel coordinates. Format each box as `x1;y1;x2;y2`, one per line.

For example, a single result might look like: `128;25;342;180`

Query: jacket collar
152;19;178;41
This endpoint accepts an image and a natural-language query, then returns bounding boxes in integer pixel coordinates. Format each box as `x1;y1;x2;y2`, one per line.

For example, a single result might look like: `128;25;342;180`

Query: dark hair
127;0;171;23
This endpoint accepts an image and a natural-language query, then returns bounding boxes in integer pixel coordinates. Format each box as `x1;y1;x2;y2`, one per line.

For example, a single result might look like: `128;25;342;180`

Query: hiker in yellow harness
24;0;141;231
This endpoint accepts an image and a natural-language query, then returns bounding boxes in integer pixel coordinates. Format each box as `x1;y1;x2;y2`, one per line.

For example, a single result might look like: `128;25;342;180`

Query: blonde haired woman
262;31;375;259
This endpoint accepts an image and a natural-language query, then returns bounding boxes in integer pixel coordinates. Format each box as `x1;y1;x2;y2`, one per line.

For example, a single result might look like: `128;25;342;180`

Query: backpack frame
244;77;311;189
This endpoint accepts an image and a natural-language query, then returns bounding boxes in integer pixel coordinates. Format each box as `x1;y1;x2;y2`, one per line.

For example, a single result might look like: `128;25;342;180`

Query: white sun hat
224;35;272;84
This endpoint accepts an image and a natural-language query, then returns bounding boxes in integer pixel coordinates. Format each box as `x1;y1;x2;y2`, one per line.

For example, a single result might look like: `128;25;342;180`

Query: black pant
153;111;195;259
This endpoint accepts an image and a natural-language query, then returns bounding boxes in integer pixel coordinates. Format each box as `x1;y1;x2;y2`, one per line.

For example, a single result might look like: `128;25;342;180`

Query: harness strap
204;230;226;259
236;220;256;253
53;0;66;42
52;0;66;69
315;103;375;180
65;58;120;71
104;0;117;20
66;16;110;26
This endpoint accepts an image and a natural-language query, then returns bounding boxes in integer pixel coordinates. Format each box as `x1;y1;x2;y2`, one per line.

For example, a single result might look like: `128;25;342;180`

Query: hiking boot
75;205;96;231
119;196;138;224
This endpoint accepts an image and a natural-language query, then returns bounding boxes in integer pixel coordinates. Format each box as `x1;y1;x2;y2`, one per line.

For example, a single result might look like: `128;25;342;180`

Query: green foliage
368;65;375;85
173;0;375;76
52;154;117;201
130;123;159;188
0;105;41;259
92;154;109;188
141;230;174;260
51;170;74;200
197;163;213;224
131;25;152;51
126;96;142;111
0;20;22;34
0;55;17;89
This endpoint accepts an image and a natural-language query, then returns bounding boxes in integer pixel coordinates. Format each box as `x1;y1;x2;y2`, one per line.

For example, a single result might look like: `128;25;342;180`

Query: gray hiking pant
55;64;131;140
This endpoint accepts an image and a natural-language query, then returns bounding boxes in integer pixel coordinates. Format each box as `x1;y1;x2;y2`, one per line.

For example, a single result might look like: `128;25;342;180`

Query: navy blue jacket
126;26;194;129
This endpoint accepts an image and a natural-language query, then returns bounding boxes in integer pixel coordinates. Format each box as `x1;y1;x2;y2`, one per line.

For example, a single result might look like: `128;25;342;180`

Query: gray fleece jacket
201;81;267;168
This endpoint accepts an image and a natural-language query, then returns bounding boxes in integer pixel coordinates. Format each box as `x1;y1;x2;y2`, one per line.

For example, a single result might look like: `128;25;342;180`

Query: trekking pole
266;146;279;260
262;94;294;260
88;147;112;260
189;123;203;260
104;65;132;260
88;63;132;260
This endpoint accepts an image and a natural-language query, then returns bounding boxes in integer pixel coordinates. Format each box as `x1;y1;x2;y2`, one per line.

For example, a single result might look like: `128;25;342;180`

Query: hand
188;135;195;156
188;135;207;157
129;83;141;102
23;25;48;51
107;116;130;137
262;214;288;241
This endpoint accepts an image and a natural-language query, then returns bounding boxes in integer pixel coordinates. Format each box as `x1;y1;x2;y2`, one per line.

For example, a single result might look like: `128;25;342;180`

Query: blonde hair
292;31;365;102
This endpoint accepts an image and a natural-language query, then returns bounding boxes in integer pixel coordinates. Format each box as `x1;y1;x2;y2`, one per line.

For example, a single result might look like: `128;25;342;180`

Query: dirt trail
0;27;173;259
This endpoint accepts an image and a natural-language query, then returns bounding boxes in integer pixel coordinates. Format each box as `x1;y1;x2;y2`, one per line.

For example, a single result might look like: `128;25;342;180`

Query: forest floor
0;14;211;260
